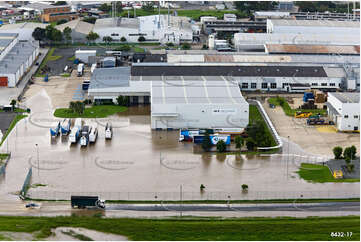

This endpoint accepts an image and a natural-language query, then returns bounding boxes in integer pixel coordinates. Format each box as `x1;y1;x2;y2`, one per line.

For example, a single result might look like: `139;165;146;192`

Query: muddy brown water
0;90;359;202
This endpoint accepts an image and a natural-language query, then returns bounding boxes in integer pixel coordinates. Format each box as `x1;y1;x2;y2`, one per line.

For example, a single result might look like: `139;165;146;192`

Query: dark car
25;203;39;208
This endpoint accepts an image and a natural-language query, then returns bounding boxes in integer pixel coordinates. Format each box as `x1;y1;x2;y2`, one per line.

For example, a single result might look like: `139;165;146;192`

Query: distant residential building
327;92;360;132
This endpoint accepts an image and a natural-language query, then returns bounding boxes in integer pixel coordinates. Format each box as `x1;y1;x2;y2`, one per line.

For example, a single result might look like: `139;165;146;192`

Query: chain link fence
27;189;359;201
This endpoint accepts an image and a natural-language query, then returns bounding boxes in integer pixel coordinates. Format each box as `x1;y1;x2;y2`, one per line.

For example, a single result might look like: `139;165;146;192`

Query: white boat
89;124;98;143
105;122;112;140
69;127;80;144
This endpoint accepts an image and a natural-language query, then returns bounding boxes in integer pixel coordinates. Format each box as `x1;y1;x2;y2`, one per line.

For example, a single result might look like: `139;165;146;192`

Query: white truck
77;63;84;77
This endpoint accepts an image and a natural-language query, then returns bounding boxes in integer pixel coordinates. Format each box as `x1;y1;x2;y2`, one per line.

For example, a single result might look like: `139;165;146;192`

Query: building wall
94;27;141;43
328;94;360;131
151;103;249;129
235;76;343;91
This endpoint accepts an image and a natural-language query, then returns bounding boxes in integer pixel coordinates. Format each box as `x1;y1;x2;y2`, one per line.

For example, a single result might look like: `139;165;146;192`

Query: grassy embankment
34;47;62;77
0;115;27;147
297;163;360;183
54;105;127;118
0;216;359;241
249;105;278;147
268;97;327;116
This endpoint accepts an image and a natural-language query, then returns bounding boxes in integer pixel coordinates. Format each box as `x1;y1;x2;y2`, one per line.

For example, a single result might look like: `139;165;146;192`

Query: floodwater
0;90;359;201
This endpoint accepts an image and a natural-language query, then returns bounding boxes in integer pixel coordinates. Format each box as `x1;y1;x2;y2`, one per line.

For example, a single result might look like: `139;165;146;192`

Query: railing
19;167;32;200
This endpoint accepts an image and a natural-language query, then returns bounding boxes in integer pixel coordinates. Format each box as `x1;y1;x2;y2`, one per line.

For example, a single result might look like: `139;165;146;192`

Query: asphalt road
106;202;360;212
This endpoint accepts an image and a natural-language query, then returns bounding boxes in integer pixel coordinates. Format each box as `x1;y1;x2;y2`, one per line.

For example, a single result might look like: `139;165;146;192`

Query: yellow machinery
333;170;343;179
294;111;312;118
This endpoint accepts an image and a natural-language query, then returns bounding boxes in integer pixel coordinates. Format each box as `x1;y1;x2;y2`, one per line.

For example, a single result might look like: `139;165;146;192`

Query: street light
35;143;39;177
287;136;290;180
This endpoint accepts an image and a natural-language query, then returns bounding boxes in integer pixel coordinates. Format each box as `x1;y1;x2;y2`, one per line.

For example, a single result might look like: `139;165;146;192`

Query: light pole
35;143;39;177
180;185;183;217
287;136;290;180
6;129;8;154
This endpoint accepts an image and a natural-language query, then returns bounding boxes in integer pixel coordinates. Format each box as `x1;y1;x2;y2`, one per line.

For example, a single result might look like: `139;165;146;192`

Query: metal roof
151;76;247;105
329;92;360;104
25;3;70;11
131;64;328;77
0;40;37;74
89;67;130;89
94;17;139;29
265;44;360;55
268;19;360;28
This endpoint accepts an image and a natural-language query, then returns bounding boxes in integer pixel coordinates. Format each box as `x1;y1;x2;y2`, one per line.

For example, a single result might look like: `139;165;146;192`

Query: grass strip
297;163;360;183
0;216;358;240
0;115;27;147
268;97;327;116
249;105;278;147
54;105;127;118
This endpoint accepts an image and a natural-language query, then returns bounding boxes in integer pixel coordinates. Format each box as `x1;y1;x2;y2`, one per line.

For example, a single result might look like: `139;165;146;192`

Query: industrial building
55;19;94;43
23;2;78;23
327;92;360;132
0;33;39;87
0;22;48;40
266;19;360;35
88;64;249;130
93;15;196;44
234;33;360;51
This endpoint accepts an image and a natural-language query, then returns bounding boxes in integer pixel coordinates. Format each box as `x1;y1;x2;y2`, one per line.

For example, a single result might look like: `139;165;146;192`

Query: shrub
181;43;191;50
333;146;343;159
216;140;227;153
138;36;146;42
235;136;244;149
166;42;174;47
202;44;208;50
120;36;127;42
241;184;248;191
347;164;355;172
200;184;205;190
350;145;357;160
343;147;353;161
201;133;212;152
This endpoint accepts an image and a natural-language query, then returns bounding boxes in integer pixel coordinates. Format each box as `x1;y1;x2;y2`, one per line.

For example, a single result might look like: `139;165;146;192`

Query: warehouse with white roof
0;33;39;87
326;92;360;132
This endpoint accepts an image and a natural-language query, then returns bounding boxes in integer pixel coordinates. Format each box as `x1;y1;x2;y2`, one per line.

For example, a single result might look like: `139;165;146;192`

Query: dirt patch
47;227;128;241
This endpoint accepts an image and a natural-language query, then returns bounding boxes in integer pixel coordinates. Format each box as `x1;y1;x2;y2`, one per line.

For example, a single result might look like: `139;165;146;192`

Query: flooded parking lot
0;90;359;201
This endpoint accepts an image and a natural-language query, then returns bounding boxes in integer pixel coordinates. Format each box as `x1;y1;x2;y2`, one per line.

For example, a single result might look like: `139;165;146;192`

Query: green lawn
0;216;358;240
54;105;127;118
0;153;9;166
0;115;27;147
60;73;71;77
249;105;277;147
35;48;62;77
68;56;76;61
132;46;146;53
297;163;360;183
0;108;27;113
268;97;327;116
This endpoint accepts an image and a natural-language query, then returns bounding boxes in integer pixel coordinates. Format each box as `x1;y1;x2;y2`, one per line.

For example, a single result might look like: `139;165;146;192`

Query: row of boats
50;118;113;147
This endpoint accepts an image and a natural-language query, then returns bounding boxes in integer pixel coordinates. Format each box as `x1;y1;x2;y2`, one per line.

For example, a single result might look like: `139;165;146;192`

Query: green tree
56;19;67;25
333;146;343;160
99;3;112;12
10;99;16;111
103;36;113;44
69;101;76;113
142;2;155;12
138;36;146;42
181;43;191;50
200;184;205;191
120;36;127;42
201;44;208;50
235;136;244;149
350;145;357;160
216;140;227;153
32;27;46;42
63;26;72;43
201;133;212;152
343;147;353;161
235;1;277;14
86;31;99;43
53;1;67;5
116;96;124;106
246;138;256;151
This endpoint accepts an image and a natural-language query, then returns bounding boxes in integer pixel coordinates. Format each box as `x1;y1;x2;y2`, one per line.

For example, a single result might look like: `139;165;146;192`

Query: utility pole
180;185;182;217
287;136;290;180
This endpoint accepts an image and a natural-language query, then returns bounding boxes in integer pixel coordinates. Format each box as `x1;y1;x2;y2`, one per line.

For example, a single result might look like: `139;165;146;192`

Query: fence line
27;190;359;201
0;153;11;176
20;167;32;200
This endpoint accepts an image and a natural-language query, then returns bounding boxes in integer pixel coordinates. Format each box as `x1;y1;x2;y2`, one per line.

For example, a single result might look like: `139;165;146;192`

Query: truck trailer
71;196;105;209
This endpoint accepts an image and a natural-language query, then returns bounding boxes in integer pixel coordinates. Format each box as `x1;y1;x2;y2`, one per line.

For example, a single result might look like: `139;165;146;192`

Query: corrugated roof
265;44;360;55
94;17;139;29
25;3;69;11
329;92;360;103
269;19;360;28
55;19;94;34
0;40;37;73
131;64;328;77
